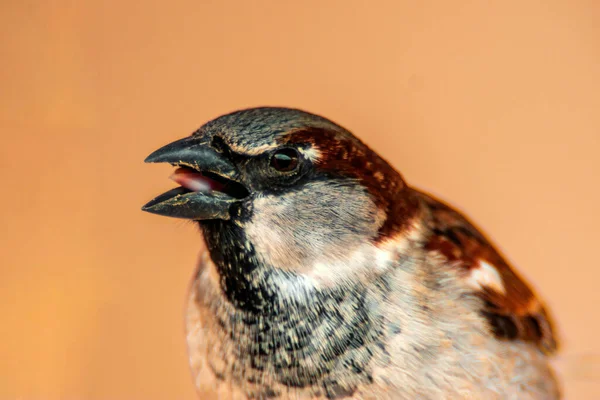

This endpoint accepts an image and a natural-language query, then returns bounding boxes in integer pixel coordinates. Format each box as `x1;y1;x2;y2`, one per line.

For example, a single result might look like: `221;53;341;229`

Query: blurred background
1;1;599;399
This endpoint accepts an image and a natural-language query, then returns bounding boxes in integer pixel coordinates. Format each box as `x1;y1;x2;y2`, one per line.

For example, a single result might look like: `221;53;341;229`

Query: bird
142;107;560;399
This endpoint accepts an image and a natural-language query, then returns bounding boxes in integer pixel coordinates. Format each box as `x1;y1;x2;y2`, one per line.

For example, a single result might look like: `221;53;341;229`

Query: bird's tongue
170;167;225;193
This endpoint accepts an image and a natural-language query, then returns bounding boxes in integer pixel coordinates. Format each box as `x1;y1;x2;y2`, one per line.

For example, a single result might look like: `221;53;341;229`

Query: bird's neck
194;223;393;396
200;220;278;313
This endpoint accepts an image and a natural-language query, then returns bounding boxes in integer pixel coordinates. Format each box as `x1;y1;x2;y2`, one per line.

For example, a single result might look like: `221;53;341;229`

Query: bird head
143;107;419;311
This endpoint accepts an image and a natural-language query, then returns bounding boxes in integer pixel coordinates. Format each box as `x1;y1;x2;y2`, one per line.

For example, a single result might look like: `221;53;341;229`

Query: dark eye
270;148;299;172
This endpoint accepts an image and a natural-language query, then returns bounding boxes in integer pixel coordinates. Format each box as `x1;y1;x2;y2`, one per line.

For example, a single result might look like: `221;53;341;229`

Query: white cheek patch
466;259;506;294
244;180;387;290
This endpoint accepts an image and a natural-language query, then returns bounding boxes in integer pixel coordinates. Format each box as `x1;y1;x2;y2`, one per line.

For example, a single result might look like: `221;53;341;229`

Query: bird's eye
270;148;300;172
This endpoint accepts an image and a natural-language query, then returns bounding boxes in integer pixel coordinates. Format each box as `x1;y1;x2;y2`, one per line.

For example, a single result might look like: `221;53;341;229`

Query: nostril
211;135;228;153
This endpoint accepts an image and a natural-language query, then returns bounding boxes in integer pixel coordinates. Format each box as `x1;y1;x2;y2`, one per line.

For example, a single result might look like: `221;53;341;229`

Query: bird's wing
416;189;558;354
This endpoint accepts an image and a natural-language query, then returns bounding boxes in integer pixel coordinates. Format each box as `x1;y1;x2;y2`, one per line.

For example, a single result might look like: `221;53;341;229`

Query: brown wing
416;189;558;354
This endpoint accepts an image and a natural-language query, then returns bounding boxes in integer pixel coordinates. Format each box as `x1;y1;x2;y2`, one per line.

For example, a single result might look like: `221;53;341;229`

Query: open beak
142;137;248;220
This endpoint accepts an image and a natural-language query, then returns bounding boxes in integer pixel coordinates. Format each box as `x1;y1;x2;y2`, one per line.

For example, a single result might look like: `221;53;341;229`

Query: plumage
420;192;558;354
143;107;560;399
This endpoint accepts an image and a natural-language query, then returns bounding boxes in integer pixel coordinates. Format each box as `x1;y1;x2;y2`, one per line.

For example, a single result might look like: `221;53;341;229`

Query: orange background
1;1;599;399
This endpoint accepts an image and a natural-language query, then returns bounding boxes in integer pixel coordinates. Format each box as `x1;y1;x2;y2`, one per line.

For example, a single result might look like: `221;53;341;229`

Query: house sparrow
143;107;560;399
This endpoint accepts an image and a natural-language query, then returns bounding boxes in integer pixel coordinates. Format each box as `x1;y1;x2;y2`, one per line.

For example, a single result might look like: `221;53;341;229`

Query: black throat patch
201;220;279;313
